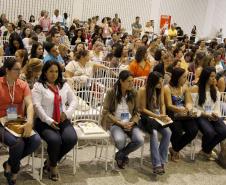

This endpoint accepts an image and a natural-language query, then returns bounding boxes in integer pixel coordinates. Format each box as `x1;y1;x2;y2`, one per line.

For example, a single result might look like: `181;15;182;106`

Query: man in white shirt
52;9;63;25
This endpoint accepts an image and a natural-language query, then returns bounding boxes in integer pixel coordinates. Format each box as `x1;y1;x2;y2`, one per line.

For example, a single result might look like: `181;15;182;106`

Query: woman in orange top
129;46;153;77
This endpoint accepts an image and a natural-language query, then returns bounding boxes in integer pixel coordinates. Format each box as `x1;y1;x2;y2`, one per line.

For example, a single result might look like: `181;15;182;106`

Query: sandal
49;166;59;181
169;147;180;162
153;166;164;175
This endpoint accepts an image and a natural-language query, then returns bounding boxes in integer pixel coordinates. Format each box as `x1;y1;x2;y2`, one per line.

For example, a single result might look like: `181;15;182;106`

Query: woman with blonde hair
20;58;43;89
15;49;28;68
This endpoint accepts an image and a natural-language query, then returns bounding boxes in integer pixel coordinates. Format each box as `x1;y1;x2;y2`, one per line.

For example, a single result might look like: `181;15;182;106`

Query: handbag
5;118;27;134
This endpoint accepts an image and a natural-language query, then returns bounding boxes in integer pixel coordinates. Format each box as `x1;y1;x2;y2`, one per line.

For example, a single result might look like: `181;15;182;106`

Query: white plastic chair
72;78;110;174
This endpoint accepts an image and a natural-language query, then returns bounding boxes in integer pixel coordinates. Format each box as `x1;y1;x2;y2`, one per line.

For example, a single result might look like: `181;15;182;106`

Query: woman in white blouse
64;50;108;80
32;61;77;181
191;66;226;160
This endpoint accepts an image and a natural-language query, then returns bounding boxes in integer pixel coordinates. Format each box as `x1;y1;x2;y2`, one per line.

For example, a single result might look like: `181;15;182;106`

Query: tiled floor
0;140;226;185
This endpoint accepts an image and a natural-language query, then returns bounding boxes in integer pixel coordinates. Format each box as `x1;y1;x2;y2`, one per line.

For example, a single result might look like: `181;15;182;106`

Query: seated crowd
0;9;226;185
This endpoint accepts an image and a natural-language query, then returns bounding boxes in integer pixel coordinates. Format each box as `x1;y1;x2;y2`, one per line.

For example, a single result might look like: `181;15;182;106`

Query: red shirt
0;77;31;118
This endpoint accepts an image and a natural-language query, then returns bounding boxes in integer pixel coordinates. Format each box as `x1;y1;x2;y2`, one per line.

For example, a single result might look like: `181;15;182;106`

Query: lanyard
6;81;15;104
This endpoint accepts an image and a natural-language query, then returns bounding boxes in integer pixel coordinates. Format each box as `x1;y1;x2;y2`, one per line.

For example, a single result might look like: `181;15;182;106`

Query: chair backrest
133;77;146;90
187;72;193;86
2;56;15;63
93;67;119;78
0;39;8;47
101;61;111;67
72;78;105;125
93;67;108;78
102;77;117;92
70;45;76;51
220;92;226;118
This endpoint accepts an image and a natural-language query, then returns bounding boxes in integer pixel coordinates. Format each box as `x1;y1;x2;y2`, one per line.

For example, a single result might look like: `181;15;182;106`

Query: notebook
78;122;105;134
151;117;173;128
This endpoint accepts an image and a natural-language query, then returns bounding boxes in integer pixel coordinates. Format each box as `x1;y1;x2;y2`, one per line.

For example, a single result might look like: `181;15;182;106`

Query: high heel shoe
49;166;59;181
3;161;16;185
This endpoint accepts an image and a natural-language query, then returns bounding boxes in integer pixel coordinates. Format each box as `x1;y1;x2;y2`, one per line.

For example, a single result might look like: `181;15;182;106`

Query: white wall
0;0;225;39
211;0;226;39
81;0;152;33
158;0;208;38
0;0;75;22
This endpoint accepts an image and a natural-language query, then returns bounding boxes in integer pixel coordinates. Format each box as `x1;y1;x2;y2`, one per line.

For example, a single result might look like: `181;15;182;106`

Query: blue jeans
150;128;171;167
110;125;144;160
139;114;171;167
0;125;41;173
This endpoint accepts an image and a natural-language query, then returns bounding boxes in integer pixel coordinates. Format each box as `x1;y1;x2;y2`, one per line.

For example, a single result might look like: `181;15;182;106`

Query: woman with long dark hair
32;61;77;181
192;67;226;160
101;70;144;169
70;29;85;45
164;67;199;161
5;32;24;56
138;71;172;174
30;42;44;59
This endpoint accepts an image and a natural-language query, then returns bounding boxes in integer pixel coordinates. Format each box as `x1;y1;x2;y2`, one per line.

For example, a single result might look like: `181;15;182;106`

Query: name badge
204;105;212;113
7;105;18;120
154;109;160;115
121;113;129;122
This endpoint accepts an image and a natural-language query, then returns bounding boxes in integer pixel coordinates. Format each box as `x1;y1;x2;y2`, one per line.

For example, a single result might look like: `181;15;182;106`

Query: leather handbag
5;118;26;134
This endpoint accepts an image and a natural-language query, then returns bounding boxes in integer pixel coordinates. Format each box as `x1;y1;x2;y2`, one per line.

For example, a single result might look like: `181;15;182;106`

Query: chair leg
99;140;104;158
105;140;109;171
32;152;35;176
140;144;144;167
193;139;196;160
217;143;221;152
112;145;116;170
95;140;98;158
73;141;79;175
27;155;31;166
40;141;44;180
190;138;196;161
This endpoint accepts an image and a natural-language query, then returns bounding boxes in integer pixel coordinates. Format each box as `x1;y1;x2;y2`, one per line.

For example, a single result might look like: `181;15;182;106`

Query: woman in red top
129;46;153;77
0;57;41;185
